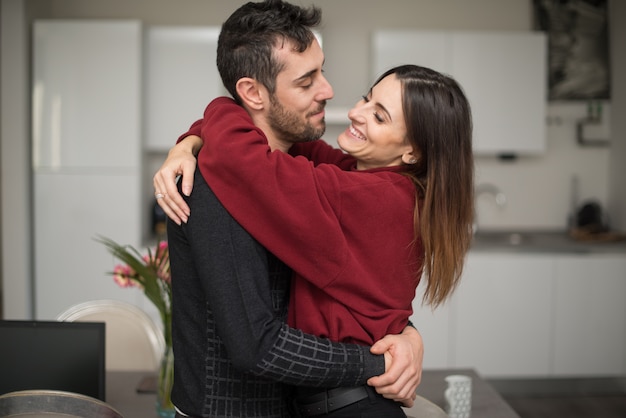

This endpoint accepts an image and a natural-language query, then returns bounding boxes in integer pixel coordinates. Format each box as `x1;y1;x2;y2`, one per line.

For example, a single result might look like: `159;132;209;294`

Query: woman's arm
153;101;355;223
289;141;355;169
198;97;410;288
153;135;202;225
182;110;354;168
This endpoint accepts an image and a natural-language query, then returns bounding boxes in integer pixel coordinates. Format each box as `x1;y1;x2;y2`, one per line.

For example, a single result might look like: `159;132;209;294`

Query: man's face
265;38;333;146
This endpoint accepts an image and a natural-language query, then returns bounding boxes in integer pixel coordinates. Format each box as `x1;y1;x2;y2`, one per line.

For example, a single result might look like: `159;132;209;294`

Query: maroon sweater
185;97;422;345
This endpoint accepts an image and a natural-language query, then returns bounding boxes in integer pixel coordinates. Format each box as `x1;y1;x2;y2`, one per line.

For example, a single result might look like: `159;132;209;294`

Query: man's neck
250;114;292;153
267;137;293;153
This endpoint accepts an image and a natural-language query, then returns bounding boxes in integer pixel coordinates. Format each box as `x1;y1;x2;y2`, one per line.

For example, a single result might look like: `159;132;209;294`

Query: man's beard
267;95;326;144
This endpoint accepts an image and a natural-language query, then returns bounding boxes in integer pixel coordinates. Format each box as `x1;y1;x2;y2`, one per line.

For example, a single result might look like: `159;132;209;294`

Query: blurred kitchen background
1;0;626;396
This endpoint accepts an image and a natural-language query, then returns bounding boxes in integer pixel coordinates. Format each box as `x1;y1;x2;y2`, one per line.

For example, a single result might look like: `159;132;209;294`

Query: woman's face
337;73;416;170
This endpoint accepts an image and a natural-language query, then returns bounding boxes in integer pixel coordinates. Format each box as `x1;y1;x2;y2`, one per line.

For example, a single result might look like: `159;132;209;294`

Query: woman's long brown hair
375;65;474;307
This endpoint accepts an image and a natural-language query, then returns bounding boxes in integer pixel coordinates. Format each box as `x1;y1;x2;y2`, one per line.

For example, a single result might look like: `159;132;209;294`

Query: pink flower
113;264;140;288
98;236;172;345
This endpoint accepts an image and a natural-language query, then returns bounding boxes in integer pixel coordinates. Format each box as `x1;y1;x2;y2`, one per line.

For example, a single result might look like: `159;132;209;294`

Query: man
154;1;423;417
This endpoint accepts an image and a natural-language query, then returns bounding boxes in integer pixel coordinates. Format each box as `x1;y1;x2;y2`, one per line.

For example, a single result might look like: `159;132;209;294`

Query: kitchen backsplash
473;101;611;231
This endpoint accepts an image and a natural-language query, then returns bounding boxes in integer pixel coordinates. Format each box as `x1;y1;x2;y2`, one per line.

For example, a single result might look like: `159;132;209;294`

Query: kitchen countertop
471;230;626;254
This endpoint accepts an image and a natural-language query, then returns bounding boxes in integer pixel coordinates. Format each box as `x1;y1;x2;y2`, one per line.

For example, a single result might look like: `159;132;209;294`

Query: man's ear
235;77;266;111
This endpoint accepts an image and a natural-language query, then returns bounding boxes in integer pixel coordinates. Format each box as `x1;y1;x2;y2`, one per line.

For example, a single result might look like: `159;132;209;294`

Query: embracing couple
153;1;474;417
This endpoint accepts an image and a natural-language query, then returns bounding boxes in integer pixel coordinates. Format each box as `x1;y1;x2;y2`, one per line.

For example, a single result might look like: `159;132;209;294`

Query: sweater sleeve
289;141;356;170
177;102;356;170
173;168;383;386
199;97;382;287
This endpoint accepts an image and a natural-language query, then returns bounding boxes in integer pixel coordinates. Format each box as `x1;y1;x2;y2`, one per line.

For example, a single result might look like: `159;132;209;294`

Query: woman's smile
347;125;367;141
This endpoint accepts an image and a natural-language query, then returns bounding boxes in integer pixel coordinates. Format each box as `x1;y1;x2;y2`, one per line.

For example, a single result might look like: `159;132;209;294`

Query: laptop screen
0;320;106;401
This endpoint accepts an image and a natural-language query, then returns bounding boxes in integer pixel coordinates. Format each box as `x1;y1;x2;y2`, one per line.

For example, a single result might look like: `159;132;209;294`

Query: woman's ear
402;150;419;165
235;77;266;111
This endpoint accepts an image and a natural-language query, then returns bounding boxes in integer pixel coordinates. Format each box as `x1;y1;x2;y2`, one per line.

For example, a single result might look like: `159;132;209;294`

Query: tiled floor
489;377;626;418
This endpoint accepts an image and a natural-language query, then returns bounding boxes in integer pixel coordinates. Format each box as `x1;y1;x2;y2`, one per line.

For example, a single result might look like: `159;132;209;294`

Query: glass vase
156;344;175;418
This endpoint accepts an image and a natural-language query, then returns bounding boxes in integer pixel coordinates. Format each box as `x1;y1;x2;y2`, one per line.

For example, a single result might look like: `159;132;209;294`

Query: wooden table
107;369;519;417
106;371;158;418
407;369;520;418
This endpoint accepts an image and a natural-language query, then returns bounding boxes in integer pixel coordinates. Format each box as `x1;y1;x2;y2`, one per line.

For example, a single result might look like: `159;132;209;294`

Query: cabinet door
452;253;553;377
145;27;223;151
34;173;144;320
372;30;547;155
451;32;546;155
553;255;626;376
32;20;141;170
373;30;448;77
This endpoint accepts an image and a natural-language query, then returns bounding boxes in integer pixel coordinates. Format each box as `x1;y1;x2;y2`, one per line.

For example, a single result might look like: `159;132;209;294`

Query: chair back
0;390;123;417
57;300;165;371
404;395;449;418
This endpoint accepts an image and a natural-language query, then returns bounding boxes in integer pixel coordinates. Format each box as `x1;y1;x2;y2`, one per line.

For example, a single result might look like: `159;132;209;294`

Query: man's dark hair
216;0;322;104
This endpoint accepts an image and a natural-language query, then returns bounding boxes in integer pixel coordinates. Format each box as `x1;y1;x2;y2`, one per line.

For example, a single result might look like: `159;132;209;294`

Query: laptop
0;320;106;401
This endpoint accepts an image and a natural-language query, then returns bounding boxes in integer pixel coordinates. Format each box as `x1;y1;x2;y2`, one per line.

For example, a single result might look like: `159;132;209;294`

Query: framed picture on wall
534;0;610;101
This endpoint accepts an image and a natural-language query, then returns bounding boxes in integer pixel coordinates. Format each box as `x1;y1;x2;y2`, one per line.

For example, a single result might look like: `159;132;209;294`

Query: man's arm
173;168;422;403
176;167;381;387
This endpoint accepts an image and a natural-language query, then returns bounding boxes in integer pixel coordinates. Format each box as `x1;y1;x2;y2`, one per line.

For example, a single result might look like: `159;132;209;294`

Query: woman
162;64;473;417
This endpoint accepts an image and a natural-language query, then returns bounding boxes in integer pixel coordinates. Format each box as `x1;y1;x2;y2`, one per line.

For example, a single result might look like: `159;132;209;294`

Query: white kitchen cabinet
144;26;223;151
32;20;145;319
33;173;144;319
32;20;141;170
416;249;626;378
373;30;547;155
451;253;554;377
552;255;626;376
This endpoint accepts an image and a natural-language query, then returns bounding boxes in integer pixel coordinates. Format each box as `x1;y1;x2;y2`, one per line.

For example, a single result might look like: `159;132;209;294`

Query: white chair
57;300;165;371
403;395;449;418
0;389;124;418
